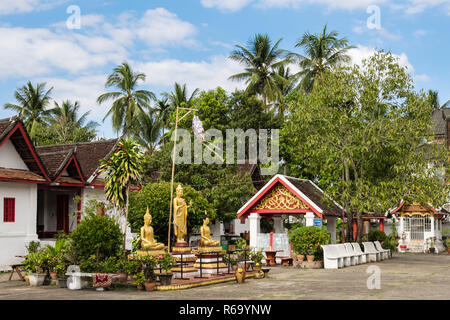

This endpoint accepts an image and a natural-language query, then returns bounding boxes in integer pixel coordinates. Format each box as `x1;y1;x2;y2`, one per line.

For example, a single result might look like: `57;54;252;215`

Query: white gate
410;216;424;240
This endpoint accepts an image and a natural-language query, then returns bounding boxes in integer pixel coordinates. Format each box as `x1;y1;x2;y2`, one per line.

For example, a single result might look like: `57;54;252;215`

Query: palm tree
153;97;174;144
51;100;98;143
4;81;54;139
163;82;199;110
273;65;296;115
427;90;450;110
97;62;155;136
133;110;162;155
229;33;288;109
292;25;354;92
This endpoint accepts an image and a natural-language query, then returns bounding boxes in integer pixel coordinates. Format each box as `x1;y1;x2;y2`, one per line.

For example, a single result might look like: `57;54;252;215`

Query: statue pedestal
171;241;199;279
194;246;228;276
128;248;167;260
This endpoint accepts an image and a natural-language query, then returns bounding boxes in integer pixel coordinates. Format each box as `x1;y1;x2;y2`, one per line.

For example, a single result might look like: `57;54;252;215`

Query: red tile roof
0;167;47;183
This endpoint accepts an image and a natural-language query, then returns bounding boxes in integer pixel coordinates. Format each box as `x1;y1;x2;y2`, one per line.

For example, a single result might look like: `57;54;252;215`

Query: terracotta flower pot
118;272;128;283
144;282;156;292
297;254;305;262
447;248;450;254
231;265;237;271
50;272;58;280
137;284;144;290
306;255;314;263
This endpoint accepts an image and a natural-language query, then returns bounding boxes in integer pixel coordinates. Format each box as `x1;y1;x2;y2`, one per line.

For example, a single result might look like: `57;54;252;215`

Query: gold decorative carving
253;184;309;210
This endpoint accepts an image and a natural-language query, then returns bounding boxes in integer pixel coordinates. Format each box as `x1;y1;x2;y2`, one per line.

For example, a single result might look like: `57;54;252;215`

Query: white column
327;217;337;244
249;213;260;249
305;212;315;227
273;216;284;234
431;216;435;238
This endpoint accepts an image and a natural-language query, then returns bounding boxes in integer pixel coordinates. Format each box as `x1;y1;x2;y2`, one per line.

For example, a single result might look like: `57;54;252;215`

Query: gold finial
144;207;151;219
176;184;183;192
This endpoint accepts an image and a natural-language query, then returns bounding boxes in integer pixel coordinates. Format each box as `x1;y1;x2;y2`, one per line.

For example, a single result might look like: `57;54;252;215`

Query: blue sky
0;0;449;138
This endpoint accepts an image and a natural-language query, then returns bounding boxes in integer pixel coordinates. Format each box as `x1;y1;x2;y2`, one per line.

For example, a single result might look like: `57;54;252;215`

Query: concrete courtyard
1;253;449;300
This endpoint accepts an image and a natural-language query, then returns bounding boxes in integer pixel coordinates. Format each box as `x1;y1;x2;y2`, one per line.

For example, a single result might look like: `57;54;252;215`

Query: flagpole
167;106;198;252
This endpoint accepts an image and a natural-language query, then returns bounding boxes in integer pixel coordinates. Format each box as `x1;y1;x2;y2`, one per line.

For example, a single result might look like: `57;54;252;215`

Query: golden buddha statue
200;214;220;246
173;184;192;243
141;207;164;250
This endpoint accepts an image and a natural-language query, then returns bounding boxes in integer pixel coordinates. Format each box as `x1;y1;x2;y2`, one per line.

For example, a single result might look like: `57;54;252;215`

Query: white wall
0;181;38;270
0;140;28;170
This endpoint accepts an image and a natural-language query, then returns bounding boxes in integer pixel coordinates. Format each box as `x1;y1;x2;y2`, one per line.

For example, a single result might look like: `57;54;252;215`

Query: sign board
314;218;322;228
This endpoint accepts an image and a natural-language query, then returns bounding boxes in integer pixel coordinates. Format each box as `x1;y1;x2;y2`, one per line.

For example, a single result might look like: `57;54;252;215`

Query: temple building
236;174;343;257
0;117;131;270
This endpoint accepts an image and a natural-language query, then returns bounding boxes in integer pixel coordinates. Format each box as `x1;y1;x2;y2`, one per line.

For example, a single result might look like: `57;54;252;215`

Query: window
403;216;410;231
4;198;15;222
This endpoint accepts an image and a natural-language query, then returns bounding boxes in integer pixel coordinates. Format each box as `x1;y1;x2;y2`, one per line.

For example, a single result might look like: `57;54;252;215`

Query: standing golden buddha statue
173;184;192;244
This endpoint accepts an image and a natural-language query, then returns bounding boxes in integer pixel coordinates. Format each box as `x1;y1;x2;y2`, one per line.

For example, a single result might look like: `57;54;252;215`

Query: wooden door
56;194;69;234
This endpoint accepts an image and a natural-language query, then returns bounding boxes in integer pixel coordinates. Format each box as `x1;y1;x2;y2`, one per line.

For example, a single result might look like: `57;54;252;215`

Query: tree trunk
356;215;364;243
123;185;130;256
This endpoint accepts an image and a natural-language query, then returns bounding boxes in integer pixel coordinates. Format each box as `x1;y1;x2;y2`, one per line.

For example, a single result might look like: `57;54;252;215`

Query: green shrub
25;241;41;254
70;213;123;263
288;226;329;258
128;181;215;243
368;229;387;243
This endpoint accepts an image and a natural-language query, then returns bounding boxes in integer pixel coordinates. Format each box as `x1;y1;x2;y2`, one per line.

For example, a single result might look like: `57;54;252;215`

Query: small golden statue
140;207;164;250
200;213;220;246
173;184;192;244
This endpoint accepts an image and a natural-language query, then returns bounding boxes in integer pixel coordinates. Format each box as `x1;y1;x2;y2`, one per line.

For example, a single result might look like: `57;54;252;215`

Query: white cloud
134;56;245;92
135;8;197;47
0;27;127;79
201;0;254;12
36;75;108;120
0;0;66;15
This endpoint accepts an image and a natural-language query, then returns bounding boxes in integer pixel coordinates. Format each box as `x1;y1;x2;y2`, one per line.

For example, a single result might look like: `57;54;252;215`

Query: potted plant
125;259;141;281
158;252;175;286
54;254;69;288
224;255;238;271
140;255;157;291
429;238;435;254
306;244;315;263
116;258;128;283
133;271;146;290
445;238;450;254
23;252;46;286
250;249;264;271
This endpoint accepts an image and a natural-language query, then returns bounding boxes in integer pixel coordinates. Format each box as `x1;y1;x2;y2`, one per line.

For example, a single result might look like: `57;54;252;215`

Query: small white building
236;174;343;257
0;117;125;270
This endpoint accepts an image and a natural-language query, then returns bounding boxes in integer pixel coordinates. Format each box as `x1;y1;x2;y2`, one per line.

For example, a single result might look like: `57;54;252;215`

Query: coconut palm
273;65;296;115
292;25;354;92
427;90;450;110
162;82;199;110
4;81;54;139
97;62;155;136
153;97;174;144
229;33;289;109
50;100;98;143
133;110;162;155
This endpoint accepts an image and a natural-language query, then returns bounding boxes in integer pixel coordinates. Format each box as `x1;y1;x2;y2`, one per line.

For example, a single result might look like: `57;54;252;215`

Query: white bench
362;242;382;262
374;241;391;259
350;242;369;264
344;243;364;265
334;244;358;266
321;244;344;269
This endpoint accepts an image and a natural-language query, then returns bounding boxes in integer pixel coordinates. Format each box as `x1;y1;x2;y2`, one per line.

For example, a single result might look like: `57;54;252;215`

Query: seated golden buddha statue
140;207;164;250
200;214;220;247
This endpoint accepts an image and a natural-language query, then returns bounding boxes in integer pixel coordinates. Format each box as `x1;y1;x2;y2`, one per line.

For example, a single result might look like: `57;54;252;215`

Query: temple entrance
57;194;70;234
410;215;425;240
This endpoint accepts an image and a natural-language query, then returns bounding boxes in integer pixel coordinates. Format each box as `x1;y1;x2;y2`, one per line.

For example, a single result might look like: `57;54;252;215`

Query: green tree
163;82;199;110
4;81;54;140
427;89;450;110
128;181;215;244
97;62;155;136
292;25;354;92
101;138;143;253
283;51;450;242
133;110;162;155
46;100;98;144
229;33;288;109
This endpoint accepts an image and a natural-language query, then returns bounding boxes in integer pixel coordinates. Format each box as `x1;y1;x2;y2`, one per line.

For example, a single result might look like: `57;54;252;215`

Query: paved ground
1;253;449;300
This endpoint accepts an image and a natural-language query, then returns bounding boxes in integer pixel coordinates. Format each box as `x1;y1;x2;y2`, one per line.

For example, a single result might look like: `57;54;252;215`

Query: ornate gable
253;183;310;211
